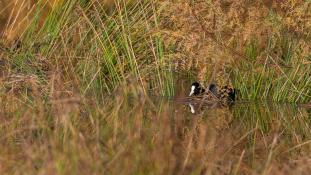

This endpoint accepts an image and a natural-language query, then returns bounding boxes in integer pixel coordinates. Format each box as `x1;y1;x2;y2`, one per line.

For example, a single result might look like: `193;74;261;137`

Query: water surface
124;79;311;174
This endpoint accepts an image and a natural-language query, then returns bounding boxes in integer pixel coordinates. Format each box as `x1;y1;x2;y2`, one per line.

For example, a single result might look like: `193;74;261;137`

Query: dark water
136;79;311;174
81;77;311;174
149;97;311;173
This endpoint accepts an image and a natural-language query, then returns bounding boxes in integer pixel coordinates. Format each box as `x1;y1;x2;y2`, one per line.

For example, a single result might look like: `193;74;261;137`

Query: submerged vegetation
0;0;310;174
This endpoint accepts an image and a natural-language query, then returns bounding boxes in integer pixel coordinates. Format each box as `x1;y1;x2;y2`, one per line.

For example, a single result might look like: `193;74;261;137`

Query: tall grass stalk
6;0;173;101
233;35;311;103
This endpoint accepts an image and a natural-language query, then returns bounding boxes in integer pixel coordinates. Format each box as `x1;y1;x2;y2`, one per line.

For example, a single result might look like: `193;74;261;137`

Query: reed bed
0;0;310;174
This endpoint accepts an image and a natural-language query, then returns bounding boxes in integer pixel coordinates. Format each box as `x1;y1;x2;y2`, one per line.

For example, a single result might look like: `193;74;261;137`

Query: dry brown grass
1;0;58;42
0;0;310;174
0;0;120;42
160;0;311;85
0;77;311;174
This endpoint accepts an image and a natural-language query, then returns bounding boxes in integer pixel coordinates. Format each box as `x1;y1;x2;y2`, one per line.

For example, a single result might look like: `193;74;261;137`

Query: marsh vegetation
0;0;310;174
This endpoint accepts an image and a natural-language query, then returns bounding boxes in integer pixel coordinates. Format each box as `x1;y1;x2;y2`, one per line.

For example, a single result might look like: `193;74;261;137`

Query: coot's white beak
189;85;195;96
